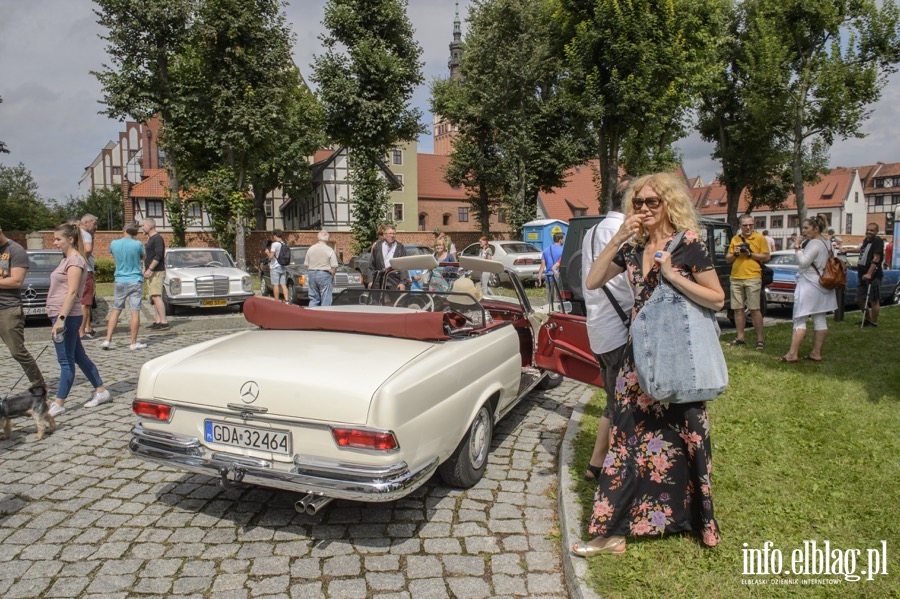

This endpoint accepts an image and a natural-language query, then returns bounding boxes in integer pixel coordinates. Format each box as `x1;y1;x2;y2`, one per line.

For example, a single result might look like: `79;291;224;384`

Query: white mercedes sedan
162;247;253;315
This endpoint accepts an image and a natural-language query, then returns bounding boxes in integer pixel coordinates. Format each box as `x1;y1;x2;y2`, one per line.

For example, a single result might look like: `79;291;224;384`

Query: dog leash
1;344;49;401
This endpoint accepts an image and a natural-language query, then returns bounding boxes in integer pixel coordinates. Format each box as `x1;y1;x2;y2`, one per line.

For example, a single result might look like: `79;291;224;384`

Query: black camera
739;242;751;254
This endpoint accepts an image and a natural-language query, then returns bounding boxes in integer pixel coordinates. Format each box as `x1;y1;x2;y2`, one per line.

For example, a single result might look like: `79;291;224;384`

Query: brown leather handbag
812;240;847;290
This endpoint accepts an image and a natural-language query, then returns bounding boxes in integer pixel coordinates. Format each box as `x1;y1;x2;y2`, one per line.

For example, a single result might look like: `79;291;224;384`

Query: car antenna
2;344;48;401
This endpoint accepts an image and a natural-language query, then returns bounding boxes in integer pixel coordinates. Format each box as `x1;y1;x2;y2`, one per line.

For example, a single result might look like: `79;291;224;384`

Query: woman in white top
780;217;838;362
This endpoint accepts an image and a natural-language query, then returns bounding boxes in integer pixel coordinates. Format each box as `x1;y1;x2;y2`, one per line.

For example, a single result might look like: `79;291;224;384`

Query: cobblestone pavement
1;314;589;598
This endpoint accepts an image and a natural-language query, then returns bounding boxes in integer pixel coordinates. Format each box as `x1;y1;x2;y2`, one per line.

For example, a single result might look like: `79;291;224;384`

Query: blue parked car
765;250;900;307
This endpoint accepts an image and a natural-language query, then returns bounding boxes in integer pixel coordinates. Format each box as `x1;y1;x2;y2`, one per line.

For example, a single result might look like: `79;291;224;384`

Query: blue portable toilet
523;219;568;251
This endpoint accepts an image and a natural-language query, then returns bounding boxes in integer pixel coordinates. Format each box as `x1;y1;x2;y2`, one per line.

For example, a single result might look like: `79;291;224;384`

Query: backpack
276;242;291;266
812;240;847;290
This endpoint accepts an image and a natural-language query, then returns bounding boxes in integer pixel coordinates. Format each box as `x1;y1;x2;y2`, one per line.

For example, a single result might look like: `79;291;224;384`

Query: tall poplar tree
312;0;424;251
432;0;584;237
556;0;727;210
697;0;793;229
739;0;900;224
172;0;322;266
93;0;195;246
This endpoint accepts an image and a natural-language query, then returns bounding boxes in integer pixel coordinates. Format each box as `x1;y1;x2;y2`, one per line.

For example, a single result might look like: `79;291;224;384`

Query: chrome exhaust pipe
304;495;333;515
294;494;312;514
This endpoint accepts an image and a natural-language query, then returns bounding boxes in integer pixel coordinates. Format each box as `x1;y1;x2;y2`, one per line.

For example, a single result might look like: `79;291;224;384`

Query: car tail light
331;428;398;451
513;258;527;266
133;400;172;421
297;275;306;286
560;290;572;300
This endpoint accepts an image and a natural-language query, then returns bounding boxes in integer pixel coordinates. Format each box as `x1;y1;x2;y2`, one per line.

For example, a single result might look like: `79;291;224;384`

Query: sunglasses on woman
633;196;662;210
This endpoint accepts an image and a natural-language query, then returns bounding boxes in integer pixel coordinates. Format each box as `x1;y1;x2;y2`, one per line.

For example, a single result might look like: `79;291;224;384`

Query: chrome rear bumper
130;423;438;502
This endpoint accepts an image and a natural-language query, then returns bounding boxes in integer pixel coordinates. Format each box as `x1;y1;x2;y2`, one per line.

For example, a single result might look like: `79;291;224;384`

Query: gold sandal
571;537;626;557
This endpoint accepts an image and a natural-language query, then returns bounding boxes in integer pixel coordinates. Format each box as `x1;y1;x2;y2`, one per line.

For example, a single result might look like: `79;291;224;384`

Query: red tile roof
130;169;168;198
694;168;857;218
417;153;468;200
538;161;603;220
836;161;900;190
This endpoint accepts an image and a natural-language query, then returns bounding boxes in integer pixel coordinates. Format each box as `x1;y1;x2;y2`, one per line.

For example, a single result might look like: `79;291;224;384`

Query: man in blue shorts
537;232;565;305
100;222;146;356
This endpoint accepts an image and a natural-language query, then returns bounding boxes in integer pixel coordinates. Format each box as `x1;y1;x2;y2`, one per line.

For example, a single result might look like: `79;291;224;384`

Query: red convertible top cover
243;296;450;341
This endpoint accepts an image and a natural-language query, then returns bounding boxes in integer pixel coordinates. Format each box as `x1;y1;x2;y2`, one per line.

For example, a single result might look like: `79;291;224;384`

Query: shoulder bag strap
809;239;830;275
658;230;687;286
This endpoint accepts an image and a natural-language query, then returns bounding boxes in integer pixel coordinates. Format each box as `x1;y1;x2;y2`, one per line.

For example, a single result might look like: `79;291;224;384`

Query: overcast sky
1;0;899;204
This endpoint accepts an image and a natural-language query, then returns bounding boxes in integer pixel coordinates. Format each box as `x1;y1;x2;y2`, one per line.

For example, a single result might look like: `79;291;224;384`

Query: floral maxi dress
589;231;721;547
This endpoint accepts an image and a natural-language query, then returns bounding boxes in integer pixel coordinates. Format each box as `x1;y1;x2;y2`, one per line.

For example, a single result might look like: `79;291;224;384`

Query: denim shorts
270;267;286;286
112;282;144;311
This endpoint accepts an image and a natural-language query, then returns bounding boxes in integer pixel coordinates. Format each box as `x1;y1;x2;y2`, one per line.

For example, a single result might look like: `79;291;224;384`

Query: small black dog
0;386;56;441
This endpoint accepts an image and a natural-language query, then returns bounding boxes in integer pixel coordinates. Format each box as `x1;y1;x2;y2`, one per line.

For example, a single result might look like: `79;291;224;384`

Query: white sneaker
84;390;111;408
100;340;111;350
129;342;147;350
48;401;66;417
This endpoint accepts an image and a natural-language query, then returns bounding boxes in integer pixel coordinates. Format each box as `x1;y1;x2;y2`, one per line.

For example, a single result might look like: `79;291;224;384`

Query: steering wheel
393;293;435;312
205;261;224;267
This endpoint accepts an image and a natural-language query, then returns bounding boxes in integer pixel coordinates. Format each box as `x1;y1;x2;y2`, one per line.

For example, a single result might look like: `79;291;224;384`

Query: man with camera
726;214;771;349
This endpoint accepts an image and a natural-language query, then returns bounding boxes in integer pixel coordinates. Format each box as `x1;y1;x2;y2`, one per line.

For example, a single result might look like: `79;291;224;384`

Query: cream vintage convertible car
130;255;600;514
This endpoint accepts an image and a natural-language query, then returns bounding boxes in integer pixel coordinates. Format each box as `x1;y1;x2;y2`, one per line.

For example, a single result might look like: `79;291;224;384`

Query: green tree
0;163;67;230
63;187;126;231
173;0;322;267
312;0;424;250
189;167;252;254
696;1;793;229
556;0;727;210
432;0;585;237
248;79;325;234
93;0;195;246
738;0;900;224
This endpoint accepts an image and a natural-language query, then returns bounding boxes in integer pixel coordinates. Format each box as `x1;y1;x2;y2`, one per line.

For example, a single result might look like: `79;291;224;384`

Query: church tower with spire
433;2;463;156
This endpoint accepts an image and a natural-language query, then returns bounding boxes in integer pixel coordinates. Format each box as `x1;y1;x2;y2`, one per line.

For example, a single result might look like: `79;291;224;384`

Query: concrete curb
559;386;602;599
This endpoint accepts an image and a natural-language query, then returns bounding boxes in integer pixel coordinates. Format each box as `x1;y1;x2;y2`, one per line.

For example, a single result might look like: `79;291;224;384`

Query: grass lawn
572;306;899;598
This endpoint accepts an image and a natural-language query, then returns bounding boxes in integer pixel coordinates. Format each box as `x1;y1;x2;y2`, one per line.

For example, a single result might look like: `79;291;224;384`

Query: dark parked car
20;250;64;320
260;246;364;303
349;243;434;286
557;215;746;318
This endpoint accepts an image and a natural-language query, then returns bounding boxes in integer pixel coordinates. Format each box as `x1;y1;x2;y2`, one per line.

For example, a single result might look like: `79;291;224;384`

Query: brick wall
6;228;514;268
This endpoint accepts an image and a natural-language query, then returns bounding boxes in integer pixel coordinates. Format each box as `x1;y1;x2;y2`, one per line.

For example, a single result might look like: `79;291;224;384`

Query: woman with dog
46;223;109;417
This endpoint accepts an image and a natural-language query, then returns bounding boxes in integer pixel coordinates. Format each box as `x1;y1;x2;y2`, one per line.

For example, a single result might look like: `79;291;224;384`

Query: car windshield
405;245;433;256
166;249;234;268
500;242;539;254
27;252;63;272
332;263;533;330
289;247;307;265
769;253;798;266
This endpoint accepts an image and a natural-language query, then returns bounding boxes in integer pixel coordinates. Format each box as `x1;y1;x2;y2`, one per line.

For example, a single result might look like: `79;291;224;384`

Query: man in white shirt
304;230;339;306
581;181;634;482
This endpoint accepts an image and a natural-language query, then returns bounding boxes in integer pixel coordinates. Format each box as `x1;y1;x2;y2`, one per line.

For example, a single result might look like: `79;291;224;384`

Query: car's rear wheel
891;283;900;305
439;403;493;488
537;370;563;390
260;274;270;296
